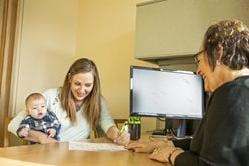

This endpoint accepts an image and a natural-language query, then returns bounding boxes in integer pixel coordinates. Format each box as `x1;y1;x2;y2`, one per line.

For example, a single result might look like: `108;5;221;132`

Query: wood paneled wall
0;0;18;147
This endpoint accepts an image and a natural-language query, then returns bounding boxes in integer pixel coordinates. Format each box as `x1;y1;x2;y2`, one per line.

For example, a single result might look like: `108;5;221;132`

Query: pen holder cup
128;124;141;140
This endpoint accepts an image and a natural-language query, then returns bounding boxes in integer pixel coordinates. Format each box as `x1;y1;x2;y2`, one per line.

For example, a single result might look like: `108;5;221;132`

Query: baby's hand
19;128;30;138
47;128;56;138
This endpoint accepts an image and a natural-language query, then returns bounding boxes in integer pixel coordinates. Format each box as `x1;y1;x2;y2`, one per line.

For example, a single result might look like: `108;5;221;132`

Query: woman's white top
8;88;115;142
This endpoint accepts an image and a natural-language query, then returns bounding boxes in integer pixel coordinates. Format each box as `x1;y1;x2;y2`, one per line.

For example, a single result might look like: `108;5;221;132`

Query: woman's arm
149;146;184;163
174;85;249;166
127;140;171;153
98;98;130;145
26;130;57;144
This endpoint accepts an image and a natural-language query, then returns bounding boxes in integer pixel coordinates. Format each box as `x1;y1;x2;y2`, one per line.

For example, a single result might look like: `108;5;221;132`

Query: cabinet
135;0;249;61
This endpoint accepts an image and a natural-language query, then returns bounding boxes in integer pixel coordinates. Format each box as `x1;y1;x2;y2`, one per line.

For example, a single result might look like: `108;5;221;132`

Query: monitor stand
152;118;174;136
174;119;191;139
152;118;192;140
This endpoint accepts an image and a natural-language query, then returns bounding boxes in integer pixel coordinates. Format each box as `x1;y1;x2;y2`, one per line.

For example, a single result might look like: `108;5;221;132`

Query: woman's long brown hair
60;58;101;129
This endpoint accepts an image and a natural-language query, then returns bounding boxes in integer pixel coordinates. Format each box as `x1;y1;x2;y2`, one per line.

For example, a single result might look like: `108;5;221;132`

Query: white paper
69;141;127;151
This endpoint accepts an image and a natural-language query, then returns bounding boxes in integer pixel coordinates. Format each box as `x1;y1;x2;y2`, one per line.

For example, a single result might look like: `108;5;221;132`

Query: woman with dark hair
9;58;129;145
128;20;249;165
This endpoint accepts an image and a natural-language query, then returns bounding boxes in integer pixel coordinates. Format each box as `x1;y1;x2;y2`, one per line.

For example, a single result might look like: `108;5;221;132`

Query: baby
17;93;61;141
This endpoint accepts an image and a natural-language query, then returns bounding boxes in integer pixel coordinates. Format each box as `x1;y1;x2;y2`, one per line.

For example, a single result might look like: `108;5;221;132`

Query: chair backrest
3;117;29;147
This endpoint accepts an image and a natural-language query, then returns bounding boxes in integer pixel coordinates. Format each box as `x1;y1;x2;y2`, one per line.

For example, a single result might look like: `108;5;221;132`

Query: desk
0;140;165;166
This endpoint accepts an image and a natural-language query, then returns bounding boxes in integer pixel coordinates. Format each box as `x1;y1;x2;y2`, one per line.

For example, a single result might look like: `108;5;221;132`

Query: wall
11;0;78;113
76;0;156;132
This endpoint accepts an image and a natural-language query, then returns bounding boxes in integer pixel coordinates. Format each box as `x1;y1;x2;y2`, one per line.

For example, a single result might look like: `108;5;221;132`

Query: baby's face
27;98;47;119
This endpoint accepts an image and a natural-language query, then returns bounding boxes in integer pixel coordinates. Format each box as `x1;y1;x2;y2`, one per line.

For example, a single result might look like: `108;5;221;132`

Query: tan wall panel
75;0;156;132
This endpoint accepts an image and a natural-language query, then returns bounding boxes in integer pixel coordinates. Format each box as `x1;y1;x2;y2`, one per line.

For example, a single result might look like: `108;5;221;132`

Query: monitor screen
130;66;204;119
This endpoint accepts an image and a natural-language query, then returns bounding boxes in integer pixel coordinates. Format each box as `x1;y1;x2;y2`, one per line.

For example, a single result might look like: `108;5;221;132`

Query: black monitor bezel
129;65;204;120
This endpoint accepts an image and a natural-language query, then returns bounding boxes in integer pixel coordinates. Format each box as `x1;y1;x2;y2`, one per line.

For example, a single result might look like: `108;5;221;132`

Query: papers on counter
69;141;127;152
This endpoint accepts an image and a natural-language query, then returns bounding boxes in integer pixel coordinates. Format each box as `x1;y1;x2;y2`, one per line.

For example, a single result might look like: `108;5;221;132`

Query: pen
119;121;128;135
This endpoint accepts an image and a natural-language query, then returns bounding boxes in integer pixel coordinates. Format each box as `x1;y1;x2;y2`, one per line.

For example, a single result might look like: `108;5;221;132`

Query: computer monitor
130;66;204;138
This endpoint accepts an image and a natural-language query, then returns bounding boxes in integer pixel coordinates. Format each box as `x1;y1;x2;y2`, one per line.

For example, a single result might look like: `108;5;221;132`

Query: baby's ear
26;109;30;114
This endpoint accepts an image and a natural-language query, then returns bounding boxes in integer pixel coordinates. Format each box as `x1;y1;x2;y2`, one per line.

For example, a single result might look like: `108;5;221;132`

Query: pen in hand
119;121;128;135
114;121;129;145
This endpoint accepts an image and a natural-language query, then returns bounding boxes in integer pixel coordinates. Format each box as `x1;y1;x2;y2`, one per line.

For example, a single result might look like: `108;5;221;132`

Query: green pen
119;121;128;135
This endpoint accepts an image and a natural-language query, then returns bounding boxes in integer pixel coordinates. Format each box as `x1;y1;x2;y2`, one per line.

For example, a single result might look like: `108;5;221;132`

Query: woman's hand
149;146;176;162
113;131;130;146
106;126;130;146
26;130;57;144
149;146;184;163
127;140;169;153
39;135;57;144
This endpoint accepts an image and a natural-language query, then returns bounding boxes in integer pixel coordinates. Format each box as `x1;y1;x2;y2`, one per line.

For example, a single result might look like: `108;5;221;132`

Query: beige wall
12;0;78;113
75;0;156;132
12;0;157;133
